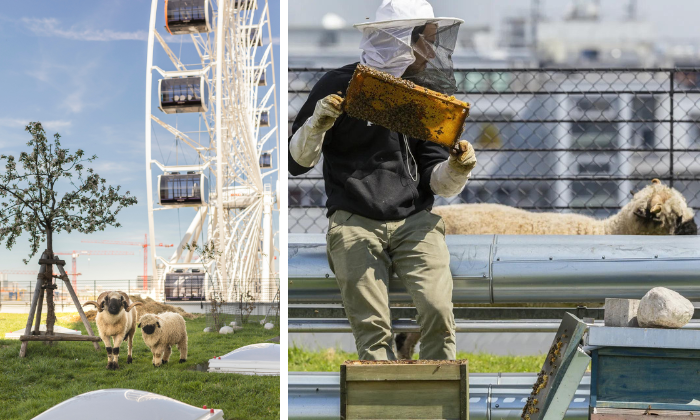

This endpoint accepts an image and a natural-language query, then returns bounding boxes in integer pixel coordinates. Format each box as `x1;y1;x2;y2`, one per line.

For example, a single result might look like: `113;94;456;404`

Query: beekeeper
288;0;476;360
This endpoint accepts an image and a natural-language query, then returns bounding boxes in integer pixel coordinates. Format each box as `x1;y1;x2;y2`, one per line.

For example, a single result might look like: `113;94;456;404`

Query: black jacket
289;63;450;221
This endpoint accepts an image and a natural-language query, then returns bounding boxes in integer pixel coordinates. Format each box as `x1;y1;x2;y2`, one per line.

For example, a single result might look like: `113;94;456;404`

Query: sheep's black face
107;297;124;315
142;324;157;335
675;218;698;235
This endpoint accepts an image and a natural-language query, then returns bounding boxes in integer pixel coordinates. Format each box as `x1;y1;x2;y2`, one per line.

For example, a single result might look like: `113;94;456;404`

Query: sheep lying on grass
138;312;188;367
83;291;142;370
435;179;697;236
395;180;697;360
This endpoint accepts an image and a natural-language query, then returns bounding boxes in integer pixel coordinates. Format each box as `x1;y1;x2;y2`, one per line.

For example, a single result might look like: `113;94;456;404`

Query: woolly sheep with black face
395;179;697;359
138;312;188;367
83;291;142;370
434;179;697;236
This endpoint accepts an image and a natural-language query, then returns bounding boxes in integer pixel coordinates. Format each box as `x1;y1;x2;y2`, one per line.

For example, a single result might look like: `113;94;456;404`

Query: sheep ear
118;291;130;305
137;323;141;328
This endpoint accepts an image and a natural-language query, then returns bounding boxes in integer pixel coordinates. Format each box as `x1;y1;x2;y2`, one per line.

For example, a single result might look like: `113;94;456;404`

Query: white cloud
22;58;100;114
22;18;147;41
64;90;86;113
0;118;72;130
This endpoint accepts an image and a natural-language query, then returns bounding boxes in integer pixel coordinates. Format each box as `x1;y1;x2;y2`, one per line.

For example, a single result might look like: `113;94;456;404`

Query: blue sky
0;0;280;282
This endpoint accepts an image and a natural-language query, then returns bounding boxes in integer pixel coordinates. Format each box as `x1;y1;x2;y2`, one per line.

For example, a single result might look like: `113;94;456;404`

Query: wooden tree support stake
19;251;101;357
19;251;47;357
54;256;100;351
20;335;102;342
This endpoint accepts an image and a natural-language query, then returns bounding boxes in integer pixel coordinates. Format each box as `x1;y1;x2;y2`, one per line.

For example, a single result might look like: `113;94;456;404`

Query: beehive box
340;360;468;420
586;326;700;412
590;347;700;411
344;64;470;148
591;407;700;419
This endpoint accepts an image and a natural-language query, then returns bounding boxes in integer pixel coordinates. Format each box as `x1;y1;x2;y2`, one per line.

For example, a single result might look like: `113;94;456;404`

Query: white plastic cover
208;343;280;375
32;389;223;420
5;325;81;340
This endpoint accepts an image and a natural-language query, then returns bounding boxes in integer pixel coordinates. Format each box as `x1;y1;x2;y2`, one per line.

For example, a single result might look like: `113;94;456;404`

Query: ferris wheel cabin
249;28;263;47
165;0;214;35
158;171;209;207
259;152;271;168
159;76;208;114
259;110;270;127
234;0;257;10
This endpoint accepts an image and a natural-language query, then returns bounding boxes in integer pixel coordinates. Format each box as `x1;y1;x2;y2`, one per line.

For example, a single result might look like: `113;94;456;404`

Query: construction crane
55;251;134;290
81;234;174;289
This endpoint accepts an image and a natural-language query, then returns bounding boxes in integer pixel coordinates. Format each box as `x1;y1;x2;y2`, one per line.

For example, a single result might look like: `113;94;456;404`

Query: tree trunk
45;228;56;343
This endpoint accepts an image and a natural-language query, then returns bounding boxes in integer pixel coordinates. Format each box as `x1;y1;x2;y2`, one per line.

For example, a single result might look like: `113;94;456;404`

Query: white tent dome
32;389;223;420
208;343;280;375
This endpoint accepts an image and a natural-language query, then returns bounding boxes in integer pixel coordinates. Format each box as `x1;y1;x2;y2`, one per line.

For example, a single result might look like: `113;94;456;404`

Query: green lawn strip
0;313;280;420
288;346;545;373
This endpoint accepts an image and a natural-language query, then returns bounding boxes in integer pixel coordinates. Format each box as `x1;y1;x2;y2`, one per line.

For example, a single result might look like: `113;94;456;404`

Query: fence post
94;280;96;300
669;69;675;188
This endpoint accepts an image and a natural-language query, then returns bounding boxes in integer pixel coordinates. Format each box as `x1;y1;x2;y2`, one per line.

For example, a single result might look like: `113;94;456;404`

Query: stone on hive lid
604;298;640;327
637;287;694;328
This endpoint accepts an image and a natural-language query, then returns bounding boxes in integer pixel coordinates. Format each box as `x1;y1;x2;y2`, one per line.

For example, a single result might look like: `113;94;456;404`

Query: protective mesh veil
403;22;460;95
359;21;460;95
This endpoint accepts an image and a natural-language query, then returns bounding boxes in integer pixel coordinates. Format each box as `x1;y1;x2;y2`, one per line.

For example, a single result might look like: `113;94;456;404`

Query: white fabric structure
354;0;463;77
32;389;223;420
5;325;81;340
208;343;280;375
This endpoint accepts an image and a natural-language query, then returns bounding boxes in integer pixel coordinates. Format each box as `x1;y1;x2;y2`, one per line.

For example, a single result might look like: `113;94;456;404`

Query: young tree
182;241;228;330
0;122;137;261
0;122;137;356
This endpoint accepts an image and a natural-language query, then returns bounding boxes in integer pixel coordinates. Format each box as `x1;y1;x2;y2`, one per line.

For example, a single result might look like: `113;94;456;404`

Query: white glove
289;94;344;168
430;140;477;198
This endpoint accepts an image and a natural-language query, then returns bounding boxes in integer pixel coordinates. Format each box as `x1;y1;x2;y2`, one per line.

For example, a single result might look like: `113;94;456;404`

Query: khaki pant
326;209;456;360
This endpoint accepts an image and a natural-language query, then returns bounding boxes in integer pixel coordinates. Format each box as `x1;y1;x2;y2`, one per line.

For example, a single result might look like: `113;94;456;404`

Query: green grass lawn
0;312;280;420
289;346;546;373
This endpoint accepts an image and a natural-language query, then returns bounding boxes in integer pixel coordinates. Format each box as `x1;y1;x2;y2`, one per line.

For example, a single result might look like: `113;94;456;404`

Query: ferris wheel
144;0;278;303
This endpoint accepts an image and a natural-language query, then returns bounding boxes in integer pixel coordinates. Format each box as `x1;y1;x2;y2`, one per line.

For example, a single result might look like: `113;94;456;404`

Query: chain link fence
0;277;280;310
289;68;700;233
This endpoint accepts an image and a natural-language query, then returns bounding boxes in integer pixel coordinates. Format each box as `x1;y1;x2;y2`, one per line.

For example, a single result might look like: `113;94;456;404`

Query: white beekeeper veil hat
354;0;463;94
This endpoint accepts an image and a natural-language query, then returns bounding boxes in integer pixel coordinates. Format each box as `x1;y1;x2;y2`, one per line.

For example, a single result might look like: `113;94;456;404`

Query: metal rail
289;234;700;304
288;372;591;420
289;319;700;333
288;306;606;320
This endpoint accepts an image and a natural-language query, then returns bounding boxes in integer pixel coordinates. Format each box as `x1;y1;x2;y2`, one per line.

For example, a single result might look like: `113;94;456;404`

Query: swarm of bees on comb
344;64;469;148
521;333;569;419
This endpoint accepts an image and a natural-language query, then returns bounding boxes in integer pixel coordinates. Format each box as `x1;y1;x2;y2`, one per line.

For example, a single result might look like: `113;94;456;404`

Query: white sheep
395;180;697;359
435;180;696;236
83;291;142;370
138;312;188;367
